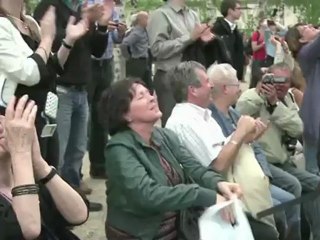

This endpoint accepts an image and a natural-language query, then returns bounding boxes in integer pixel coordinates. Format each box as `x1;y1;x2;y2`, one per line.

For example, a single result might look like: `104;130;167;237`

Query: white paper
199;199;254;240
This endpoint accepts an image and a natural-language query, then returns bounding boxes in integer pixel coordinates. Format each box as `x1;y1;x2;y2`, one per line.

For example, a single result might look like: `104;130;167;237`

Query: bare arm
11;152;41;240
32;133;88;225
211;130;246;172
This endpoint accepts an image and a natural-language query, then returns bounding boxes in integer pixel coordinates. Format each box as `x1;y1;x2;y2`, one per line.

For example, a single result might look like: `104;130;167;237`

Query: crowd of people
0;0;319;239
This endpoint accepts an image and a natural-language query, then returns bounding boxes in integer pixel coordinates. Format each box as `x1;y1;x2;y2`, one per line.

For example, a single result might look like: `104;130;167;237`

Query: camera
262;74;288;84
282;134;297;155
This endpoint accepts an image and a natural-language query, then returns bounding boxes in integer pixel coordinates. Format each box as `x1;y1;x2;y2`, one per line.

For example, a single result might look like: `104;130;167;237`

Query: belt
57;84;86;91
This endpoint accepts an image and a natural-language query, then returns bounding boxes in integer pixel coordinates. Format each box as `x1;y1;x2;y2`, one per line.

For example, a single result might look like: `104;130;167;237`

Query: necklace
8;15;28;30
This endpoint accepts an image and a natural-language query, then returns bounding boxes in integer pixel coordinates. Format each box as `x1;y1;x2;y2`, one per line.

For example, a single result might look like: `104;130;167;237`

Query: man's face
272;69;292;100
230;3;242;20
192;69;213;107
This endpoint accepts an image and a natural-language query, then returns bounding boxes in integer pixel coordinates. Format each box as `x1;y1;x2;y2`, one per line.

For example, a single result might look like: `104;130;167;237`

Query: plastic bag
199;198;254;240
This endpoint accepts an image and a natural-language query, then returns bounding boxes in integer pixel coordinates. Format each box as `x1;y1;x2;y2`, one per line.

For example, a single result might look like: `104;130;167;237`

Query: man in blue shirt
88;9;126;179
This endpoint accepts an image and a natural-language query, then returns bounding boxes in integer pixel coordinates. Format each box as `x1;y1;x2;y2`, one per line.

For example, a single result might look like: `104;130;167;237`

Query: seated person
166;61;278;240
208;63;301;240
236;62;320;240
98;78;242;240
0;95;89;240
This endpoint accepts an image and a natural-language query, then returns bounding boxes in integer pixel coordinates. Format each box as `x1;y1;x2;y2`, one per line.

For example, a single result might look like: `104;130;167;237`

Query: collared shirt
147;2;200;71
224;18;236;31
121;25;149;59
166;103;227;167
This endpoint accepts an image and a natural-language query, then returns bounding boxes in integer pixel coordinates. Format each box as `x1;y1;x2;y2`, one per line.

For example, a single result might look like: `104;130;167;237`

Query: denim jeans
271;162;320;240
304;140;319;175
56;86;88;187
271;184;301;240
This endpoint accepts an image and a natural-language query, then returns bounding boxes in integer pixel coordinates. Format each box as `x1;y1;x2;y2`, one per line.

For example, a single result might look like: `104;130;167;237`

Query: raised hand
65;16;89;45
40;6;56;43
4;95;37;155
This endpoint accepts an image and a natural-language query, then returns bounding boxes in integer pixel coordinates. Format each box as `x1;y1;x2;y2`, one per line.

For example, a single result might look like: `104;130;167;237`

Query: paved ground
73;154;107;240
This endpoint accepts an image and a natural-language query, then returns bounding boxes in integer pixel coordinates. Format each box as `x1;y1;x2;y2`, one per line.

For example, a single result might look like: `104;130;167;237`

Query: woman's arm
32;132;88;225
5;97;41;240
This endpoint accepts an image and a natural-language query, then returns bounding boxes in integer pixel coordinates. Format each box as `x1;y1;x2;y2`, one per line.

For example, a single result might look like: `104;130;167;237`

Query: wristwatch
267;100;279;114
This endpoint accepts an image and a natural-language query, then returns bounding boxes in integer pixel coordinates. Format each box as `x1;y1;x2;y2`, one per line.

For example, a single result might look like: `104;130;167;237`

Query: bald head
135;11;148;27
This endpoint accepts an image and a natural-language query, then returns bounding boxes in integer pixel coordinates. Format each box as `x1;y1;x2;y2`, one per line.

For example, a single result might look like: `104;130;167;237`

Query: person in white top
165;61;279;240
166;61;257;172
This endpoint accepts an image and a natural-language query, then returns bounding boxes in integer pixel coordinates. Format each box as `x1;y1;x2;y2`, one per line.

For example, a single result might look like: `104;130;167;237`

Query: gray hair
167;61;206;103
268;62;292;74
207;63;238;97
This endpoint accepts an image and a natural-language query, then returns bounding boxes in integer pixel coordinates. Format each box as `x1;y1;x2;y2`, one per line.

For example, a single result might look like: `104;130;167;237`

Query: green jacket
105;127;224;239
236;88;303;164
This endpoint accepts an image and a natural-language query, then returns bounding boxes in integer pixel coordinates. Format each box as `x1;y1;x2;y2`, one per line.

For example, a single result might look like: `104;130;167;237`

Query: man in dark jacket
34;0;112;211
212;0;245;81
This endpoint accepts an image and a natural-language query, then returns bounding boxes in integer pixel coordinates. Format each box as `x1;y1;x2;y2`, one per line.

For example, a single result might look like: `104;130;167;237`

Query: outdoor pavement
73;153;107;240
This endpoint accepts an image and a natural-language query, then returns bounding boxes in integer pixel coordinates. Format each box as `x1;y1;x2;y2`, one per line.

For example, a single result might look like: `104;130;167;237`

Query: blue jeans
271;185;301;240
57;86;88;187
271;162;320;240
304;140;319;175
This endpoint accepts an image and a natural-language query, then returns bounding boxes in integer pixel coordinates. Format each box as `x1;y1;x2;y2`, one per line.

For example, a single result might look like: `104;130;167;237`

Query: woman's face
125;84;162;125
0;116;8;158
298;24;319;43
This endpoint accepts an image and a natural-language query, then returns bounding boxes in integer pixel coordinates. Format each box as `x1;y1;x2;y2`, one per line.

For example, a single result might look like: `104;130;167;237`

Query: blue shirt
96;11;122;60
209;104;272;178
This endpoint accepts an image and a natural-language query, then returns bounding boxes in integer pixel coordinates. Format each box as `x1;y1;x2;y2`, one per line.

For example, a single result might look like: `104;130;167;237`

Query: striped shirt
166;103;227;167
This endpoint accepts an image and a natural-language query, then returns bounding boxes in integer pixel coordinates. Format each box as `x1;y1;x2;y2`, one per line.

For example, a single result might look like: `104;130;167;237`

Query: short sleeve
252;31;259;42
0;195;23;239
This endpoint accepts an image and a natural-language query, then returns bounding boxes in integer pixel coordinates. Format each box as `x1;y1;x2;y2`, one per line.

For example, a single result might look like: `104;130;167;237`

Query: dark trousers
126;58;153;91
153;70;176;127
248;216;279;240
87;59;114;173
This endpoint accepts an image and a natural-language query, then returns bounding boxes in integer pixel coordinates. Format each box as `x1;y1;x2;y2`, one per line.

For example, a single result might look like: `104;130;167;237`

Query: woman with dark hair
0;0;88;167
0;96;89;240
99;78;242;240
285;24;320;175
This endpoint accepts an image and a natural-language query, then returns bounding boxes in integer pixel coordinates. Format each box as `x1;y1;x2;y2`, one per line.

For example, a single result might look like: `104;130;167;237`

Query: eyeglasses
225;83;240;87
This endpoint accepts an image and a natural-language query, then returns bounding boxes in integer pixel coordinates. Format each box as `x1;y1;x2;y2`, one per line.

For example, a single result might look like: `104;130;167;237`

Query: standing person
285;24;320;175
88;6;126;180
147;0;213;126
212;0;245;81
121;11;152;90
34;0;113;211
0;0;88;168
250;19;267;88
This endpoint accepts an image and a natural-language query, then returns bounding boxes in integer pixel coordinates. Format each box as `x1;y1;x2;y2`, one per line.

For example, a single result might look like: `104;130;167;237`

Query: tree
25;0;40;15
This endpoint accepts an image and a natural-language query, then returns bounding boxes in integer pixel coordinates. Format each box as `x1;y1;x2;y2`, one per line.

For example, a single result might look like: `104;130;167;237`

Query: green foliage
25;0;40;15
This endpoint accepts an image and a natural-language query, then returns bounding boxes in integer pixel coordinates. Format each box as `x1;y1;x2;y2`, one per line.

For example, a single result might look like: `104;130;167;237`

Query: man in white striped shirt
165;61;256;172
165;61;279;240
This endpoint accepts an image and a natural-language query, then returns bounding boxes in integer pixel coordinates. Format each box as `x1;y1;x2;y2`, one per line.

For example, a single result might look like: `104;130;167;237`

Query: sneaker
79;180;93;195
89;201;103;212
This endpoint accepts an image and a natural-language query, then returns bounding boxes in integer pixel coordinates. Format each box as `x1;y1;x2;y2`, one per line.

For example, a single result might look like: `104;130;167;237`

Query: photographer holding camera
236;62;320;240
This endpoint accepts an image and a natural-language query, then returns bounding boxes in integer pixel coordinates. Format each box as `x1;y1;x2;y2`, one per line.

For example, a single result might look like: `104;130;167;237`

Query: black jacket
34;0;108;86
182;37;232;68
212;17;244;80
